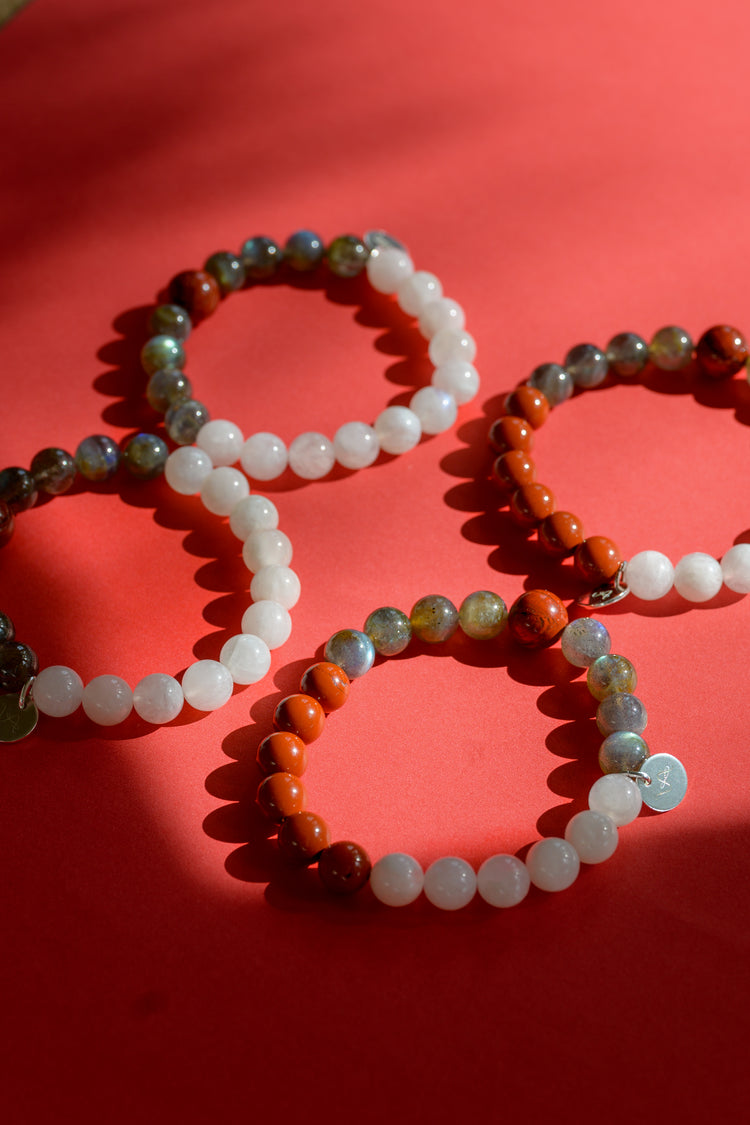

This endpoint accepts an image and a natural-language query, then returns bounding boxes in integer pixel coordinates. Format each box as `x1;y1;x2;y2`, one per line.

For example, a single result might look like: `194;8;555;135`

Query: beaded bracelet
247;589;686;909
487;324;750;606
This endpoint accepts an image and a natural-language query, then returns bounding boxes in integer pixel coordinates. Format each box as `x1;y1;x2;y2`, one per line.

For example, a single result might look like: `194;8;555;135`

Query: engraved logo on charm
0;692;39;742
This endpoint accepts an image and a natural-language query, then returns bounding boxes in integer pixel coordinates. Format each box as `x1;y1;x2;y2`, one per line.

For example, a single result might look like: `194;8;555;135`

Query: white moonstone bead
200;466;250;516
396;271;443;317
431;359;480;405
33;665;84;718
181;659;234;711
366;247;414;294
588;773;642;826
288;432;335;479
564;810;618;864
623;550;675;600
196;419;244;467
673;552;723;602
240;432;288;481
418;297;466;339
219;634;272;685
477;854;531;908
721;543;750;594
241;600;292;649
82;675;133;726
133;673;184;724
428;328;477;367
370;853;424;907
229;495;279;540
409;386;457;434
333;421;380;469
373;405;422;454
423;856;477;910
250;565;301;609
164;446;213;495
526;838;580;892
242;528;293;573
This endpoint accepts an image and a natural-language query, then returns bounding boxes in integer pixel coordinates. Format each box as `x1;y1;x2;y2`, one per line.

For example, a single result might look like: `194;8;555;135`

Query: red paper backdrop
1;1;748;1121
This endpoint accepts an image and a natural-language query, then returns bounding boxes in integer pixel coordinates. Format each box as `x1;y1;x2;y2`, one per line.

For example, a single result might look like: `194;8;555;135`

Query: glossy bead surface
278;812;330;865
242;528;293;573
318;841;372;895
624;550;675;600
74;436;120;481
239;236;283;279
0;467;38;512
696;324;748;378
219;634;272;685
588;774;643;826
250;565;301;609
596;692;647;736
256;772;306;823
366;246;413;294
397;270;442;317
564;810;618;864
560;618;611;667
508;590;568;647
373;405;421;455
564;343;608;388
257;731;308;777
538;511;584;557
488;415;534;454
333;421;380;469
168;270;221;319
196;420;244;467
165;399;210;445
409;386;457;434
241;600;292;650
33;665;84;718
288;432;335;479
299;662;350;712
149;304;192;341
240;432;288;480
587;654;637;700
181;660;234;711
273;693;326;742
370;853;424;907
574;536;623;584
229;495;279;539
81;674;133;726
423;857;476;910
146;368;192;413
200;467;250;516
504;386;550;429
649;325;693;370
204;250;245;293
132;673;184;724
599;730;650;774
0;504;13;548
324;629;375;678
326;235;369;278
605;332;648;377
673;552;723;601
140;334;186;375
458;590;507;640
30;448;76;495
0;613;14;642
428;328;476;367
509;482;555;527
164;446;213;495
418;297;465;339
431;359;480;405
526;838;580;892
122;433;168;480
477;854;531;908
284;229;324;272
0;641;39;692
364;606;412;656
528;362;573;406
491;450;535;492
410;595;459;643
721;544;750;594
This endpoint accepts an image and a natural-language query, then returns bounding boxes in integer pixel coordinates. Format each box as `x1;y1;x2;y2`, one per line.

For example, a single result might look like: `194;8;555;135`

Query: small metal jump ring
627;769;652;786
577;561;630;608
18;676;35;711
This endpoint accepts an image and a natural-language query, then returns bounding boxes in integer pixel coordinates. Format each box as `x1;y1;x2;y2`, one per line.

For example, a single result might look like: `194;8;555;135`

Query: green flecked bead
146;368;193;413
649;326;693;371
587;654;637;701
364;606;412;656
326;234;369;278
165;399;210;445
598;730;650;775
74;435;120;481
458;591;508;640
148;304;192;341
204;251;246;294
410;595;459;644
140;334;186;376
240;236;283;280
122;433;169;479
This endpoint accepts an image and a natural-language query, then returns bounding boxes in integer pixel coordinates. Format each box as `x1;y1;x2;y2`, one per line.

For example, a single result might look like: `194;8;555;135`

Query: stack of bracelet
251;589;686;910
487;323;750;606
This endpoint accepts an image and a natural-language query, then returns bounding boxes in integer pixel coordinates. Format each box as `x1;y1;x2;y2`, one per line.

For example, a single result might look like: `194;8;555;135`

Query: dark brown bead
0;467;37;514
256;772;306;823
273;693;326;742
318;840;372;895
299;661;350;713
695;325;749;378
488;415;534;454
574;536;623;584
278;812;331;866
30;448;76;495
256;731;307;776
0;640;39;692
0;503;13;548
509;483;555;527
491;450;536;492
538;511;585;557
167;269;221;321
508;590;569;648
0;612;15;642
503;386;550;429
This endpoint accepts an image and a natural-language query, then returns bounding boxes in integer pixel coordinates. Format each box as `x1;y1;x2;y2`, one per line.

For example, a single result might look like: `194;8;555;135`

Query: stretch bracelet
247;590;686;910
487;323;750;607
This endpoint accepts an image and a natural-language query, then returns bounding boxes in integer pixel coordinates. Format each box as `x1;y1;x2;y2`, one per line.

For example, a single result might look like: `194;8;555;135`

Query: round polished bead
624;550;675;600
605;332;649;377
32;665;83;718
146;368;192;413
149;304;192;341
410;594;459;644
256;772;306;823
366;246;414;294
0;641;38;692
204;250;246;293
299;662;350;713
560;618;611;667
278;812;330;865
200;467;250;516
397;270;442;316
431;359;480;405
0;467;38;512
132;673;184;724
509;482;555;527
491;450;536;493
122;433;168;480
242;528;293;573
596;692;647;736
370;853;424;906
373;405;422;455
0;613;15;642
140;334;186;375
423;856;476;910
564;343;608;388
503;386;550;429
257;731;308;777
164;446;213;495
165;399;210;445
274;693;326;742
284;229;325;272
196;419;244;466
324;629;375;678
250;565;301;609
409;386;457;434
673;552;723;601
565;810;618;863
240;432;288;480
219;633;272;685
587;654;637;700
574;536;623;584
721;543;750;594
168;270;221;319
428;328;476;367
528;362;573;406
30;448;76;495
333;422;380;469
649;326;693;370
181;660;234;711
288;432;335;480
318;840;372;895
240;235;283;279
0;503;14;547
74;436;120;482
588;773;643;826
599;730;650;774
477;854;531;908
488;415;534;454
81;674;133;726
538;511;585;557
229;495;279;539
418;297;465;339
508;590;568;648
458;590;507;640
526;838;580;892
696;324;749;378
326;235;369;278
241;600;292;649
364;606;412;656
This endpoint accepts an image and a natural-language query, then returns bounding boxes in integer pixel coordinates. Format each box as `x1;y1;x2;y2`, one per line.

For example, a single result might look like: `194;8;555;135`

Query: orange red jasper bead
278;812;331;866
508;590;569;647
167;269;221;320
318;840;372;895
256;771;307;823
491;450;536;493
509;482;555;527
299;661;350;713
273;693;326;742
256;731;308;777
489;415;534;454
503;386;550;429
574;536;623;584
538;511;585;557
695;324;749;379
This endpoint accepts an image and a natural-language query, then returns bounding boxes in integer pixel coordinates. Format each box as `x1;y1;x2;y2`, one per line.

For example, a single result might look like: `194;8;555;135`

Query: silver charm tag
578;562;630;608
637;753;688;812
0;692;39;742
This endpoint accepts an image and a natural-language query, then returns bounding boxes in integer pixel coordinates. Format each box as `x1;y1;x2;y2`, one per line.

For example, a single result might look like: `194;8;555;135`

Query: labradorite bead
587;654;637;701
148;304;192;341
410;595;459;644
561;618;611;668
596;692;648;736
326;235;369;278
649;326;693;371
324;629;375;679
598;730;650;775
74;435;120;481
0;612;15;642
140;335;186;376
605;332;649;377
165;400;210;445
564;343;609;388
204;251;246;293
240;236;283;280
123;433;169;479
458;591;507;640
363;230;408;253
364;606;412;656
284;229;325;272
527;363;573;407
146;368;192;413
0;503;13;548
30;447;76;495
0;640;39;693
0;467;38;513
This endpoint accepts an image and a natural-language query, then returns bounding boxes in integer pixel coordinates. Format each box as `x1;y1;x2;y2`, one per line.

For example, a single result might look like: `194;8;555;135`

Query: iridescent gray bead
0;612;14;642
649;325;693;371
122;433;169;480
598;730;650;775
410;595;459;644
564;343;609;388
148;304;192;341
140;335;186;376
284;229;325;272
560;618;611;668
605;332;649;377
204;251;246;293
146;368;192;414
587;654;637;701
30;447;76;495
458;591;507;640
527;363;573;407
596;692;648;736
324;629;376;678
326;234;369;278
0;467;38;512
364;606;412;656
363;230;408;253
240;236;283;280
74;435;120;481
165;399;210;445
